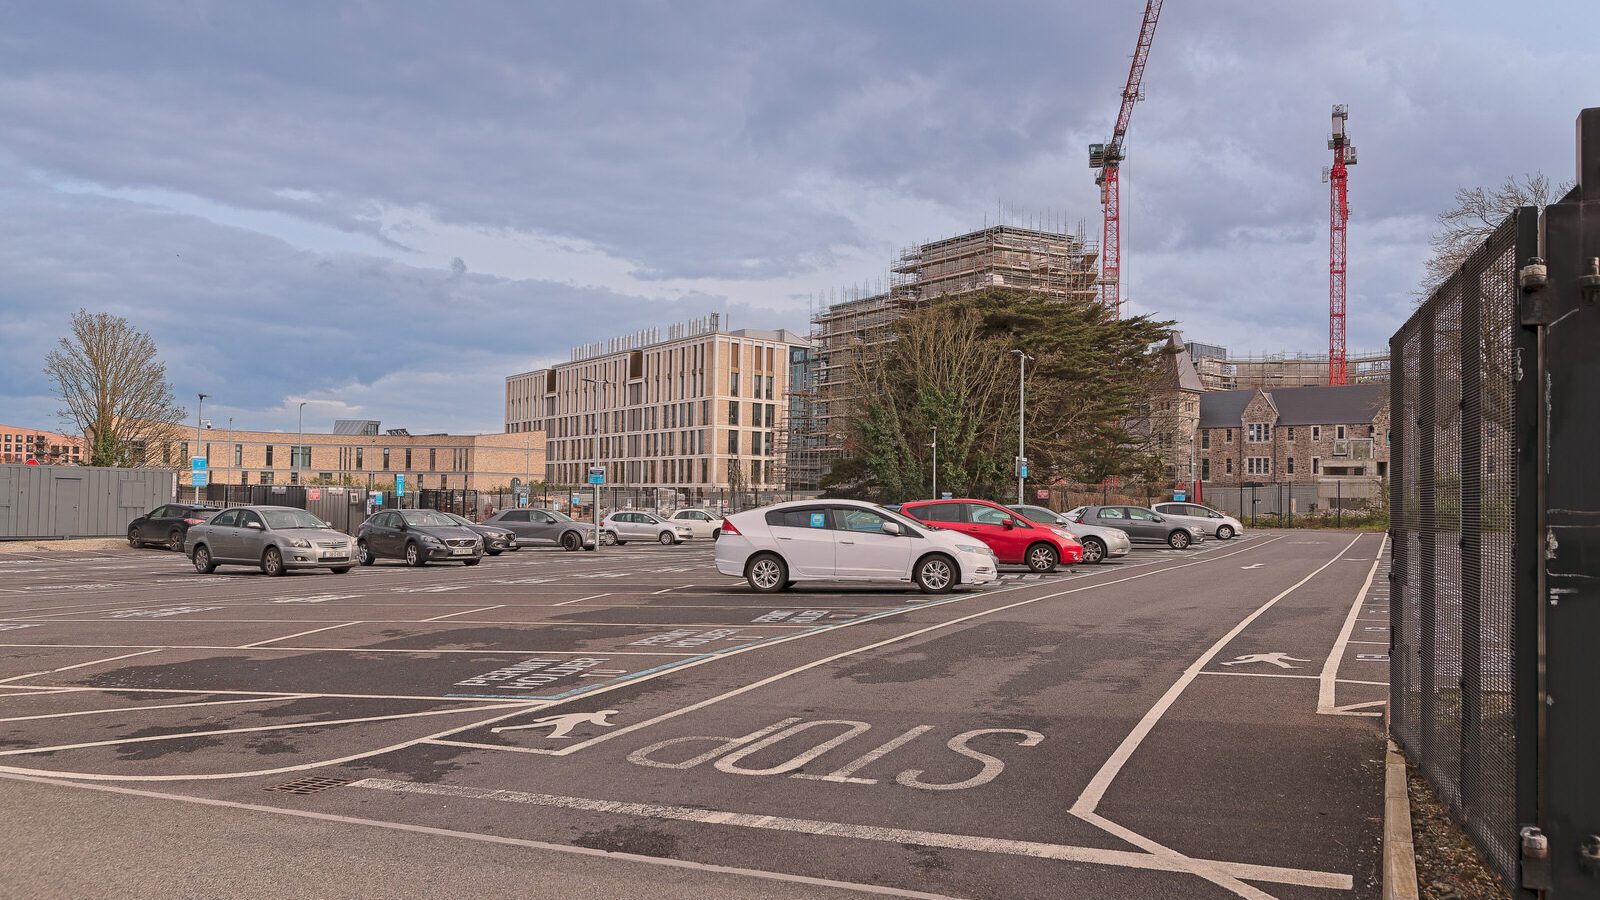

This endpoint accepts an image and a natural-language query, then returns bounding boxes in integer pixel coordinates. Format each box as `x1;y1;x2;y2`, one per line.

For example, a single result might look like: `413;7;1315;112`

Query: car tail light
183;518;206;525
720;518;740;536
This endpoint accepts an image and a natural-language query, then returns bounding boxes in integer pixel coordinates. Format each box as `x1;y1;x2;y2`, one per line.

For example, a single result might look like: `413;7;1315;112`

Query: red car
897;498;1082;572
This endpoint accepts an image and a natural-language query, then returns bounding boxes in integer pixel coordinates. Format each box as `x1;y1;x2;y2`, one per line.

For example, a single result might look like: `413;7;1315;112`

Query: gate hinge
1522;826;1553;890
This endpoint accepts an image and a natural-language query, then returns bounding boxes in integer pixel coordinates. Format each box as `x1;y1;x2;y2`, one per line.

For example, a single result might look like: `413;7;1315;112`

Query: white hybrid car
715;499;999;594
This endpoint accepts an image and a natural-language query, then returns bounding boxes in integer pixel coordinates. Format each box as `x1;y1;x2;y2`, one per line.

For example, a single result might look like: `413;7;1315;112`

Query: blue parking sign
395;473;406;497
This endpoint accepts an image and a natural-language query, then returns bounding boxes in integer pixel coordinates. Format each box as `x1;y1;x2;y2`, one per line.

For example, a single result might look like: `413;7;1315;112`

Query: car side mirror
880;520;902;536
245;521;263;530
1001;518;1015;529
1151;515;1164;523
397;522;408;531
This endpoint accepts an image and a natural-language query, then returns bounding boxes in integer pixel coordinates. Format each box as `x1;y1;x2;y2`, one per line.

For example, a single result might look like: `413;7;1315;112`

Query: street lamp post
194;393;207;503
1010;351;1034;505
582;376;613;552
296;401;307;487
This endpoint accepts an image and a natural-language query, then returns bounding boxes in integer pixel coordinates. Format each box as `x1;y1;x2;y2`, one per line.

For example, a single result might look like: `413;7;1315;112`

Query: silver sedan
186;505;354;576
1008;504;1132;564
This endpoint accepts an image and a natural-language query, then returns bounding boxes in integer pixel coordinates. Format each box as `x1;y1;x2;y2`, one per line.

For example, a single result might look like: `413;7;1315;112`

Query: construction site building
792;225;1100;487
1185;343;1390;391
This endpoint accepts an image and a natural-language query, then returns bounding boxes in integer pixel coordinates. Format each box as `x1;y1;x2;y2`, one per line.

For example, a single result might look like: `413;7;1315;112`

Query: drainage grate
266;777;352;795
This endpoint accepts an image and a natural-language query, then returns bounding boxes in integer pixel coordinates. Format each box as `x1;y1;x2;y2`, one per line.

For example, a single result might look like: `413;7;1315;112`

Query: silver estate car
186;505;354;576
1151;502;1245;540
1008;504;1132;564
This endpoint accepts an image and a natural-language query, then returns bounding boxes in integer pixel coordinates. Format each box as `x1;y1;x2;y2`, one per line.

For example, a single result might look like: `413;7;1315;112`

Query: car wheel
405;542;426;567
711;528;721;541
463;558;481;567
262;547;286;577
486;549;502;556
358;539;375;566
1168;530;1191;550
601;531;618;546
168;528;186;552
330;567;352;574
128;527;143;549
1216;524;1235;540
192;544;216;574
745;553;787;593
914;554;956;594
1026;543;1059;573
508;543;521;551
561;531;581;551
1081;537;1106;564
658;531;675;546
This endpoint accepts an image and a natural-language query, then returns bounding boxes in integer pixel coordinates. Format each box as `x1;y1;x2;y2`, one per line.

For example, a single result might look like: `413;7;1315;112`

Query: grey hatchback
186;506;354;576
1070;505;1205;550
356;509;484;567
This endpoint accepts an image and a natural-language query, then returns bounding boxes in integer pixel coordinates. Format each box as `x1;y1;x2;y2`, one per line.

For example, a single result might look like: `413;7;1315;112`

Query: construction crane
1323;104;1357;385
1089;0;1163;319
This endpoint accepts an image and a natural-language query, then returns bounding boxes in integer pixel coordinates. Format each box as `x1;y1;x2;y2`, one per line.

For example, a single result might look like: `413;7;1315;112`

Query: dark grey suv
356;509;484;567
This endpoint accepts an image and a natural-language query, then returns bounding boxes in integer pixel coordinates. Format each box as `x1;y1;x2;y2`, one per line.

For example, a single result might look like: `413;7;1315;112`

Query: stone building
1196;384;1389;486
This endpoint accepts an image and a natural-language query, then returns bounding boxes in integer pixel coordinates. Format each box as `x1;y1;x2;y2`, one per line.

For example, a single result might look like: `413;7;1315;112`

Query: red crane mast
1089;0;1164;319
1324;105;1357;385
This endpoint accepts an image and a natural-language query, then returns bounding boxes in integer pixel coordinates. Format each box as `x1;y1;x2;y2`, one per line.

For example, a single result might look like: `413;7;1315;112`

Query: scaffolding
1186;345;1391;391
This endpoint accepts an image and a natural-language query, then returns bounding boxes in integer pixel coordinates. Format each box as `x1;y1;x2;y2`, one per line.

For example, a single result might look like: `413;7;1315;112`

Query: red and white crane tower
1089;0;1164;319
1323;104;1357;385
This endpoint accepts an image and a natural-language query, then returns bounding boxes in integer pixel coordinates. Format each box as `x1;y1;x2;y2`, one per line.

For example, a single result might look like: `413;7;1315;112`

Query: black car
440;512;518;555
128;503;222;551
356;509;484;567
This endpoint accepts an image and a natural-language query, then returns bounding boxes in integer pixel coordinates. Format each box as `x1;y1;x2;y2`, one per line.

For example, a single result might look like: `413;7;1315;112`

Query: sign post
589;466;605;551
395;473;406;508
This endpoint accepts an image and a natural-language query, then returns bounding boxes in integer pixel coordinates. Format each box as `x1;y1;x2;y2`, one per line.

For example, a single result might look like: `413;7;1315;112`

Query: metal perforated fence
1390;212;1531;889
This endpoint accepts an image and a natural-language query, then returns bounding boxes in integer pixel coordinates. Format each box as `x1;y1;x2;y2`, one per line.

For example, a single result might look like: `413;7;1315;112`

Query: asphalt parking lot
0;530;1391;899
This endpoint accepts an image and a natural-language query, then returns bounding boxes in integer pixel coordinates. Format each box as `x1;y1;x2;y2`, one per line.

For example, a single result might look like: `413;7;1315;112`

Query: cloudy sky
3;1;1595;435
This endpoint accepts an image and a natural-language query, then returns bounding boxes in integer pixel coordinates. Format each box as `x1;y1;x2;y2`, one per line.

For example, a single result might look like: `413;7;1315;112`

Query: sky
2;1;1596;435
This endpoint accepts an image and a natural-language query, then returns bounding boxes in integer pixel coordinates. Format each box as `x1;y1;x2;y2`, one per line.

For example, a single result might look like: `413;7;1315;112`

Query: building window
1225;458;1233;475
1312;426;1322;440
1312;457;1321;474
1200;431;1210;450
1225;429;1233;443
260;471;274;485
728;431;739;455
382;447;390;470
1201;458;1211;480
429;448;437;471
265;445;274;466
290;470;299;485
1286;457;1295;474
355;448;363;469
234;444;242;466
319;472;332;481
730;372;740;397
1336;425;1347;440
1286;427;1295;441
1247;423;1271;442
728;403;740;426
405;448;412;468
1246;457;1272;475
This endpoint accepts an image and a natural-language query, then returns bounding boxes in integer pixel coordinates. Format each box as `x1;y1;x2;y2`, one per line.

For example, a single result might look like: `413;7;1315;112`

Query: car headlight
955;543;989;555
421;535;444;547
1051;528;1078;540
286;538;312;549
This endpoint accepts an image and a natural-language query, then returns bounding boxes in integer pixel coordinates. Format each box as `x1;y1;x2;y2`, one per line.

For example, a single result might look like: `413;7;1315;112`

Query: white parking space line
349;778;1351;890
0;694;312;724
551;593;610;607
0;643;704;657
420;606;505;622
1318;536;1389;716
237;622;359;648
0;649;165;685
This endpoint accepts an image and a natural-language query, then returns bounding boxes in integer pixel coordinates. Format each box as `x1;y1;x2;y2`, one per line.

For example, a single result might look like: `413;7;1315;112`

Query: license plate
450;548;472;556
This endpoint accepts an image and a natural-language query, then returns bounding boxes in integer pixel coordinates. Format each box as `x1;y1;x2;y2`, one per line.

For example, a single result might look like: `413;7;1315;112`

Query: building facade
1196;384;1390;486
0;425;85;465
170;421;544;492
504;315;810;499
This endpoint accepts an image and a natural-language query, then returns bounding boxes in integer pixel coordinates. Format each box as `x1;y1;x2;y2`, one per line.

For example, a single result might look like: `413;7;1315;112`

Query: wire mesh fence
1390;210;1529;890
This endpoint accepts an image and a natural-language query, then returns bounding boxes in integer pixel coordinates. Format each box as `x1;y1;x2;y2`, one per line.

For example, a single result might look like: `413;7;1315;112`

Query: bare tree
1420;173;1571;298
43;310;185;467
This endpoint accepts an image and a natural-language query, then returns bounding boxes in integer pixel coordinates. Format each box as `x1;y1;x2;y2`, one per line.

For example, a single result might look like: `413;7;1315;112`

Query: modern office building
0;425;85;465
171;420;544;492
504;314;811;502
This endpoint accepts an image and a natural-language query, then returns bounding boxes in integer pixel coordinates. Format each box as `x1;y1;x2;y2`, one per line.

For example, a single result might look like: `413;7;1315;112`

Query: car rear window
766;508;829;529
913;503;964;523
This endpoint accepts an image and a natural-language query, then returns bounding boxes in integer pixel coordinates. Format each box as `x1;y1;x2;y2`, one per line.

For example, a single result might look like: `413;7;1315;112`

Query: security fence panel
1390;107;1600;897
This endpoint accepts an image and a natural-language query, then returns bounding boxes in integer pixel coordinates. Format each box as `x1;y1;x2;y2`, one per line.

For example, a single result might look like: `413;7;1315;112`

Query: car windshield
442;513;474;526
866;506;926;536
400;510;459;527
546;510;575;523
260;509;331;530
637;512;662;523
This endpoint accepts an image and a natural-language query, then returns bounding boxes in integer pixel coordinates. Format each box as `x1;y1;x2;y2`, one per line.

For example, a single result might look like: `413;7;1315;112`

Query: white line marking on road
0;773;962;900
0;648;165;685
349;778;1351;890
1072;533;1365;818
420;605;505;622
0;701;540;757
1319;535;1388;715
551;593;609;607
237;622;359;649
0;642;701;657
0;694;311;724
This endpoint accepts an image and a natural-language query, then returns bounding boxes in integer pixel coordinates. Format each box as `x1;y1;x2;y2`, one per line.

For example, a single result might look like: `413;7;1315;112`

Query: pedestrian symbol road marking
492;709;617;738
1220;652;1311;669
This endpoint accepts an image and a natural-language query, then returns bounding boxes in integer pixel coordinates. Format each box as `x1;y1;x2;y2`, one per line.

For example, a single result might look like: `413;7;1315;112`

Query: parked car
666;508;722;539
356;509;484;567
1069;505;1205;549
897;498;1083;572
715;499;999;594
186;505;353;576
602;510;692;545
1007;504;1131;564
482;508;597;551
129;503;221;551
1151;502;1245;540
439;511;518;555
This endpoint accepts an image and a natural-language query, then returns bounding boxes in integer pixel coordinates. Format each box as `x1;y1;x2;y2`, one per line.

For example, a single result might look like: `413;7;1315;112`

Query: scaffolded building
1185;343;1391;391
790;225;1100;488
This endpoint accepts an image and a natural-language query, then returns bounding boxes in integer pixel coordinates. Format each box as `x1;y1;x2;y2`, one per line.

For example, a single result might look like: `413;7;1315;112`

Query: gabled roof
1198;383;1386;428
1164;332;1205;393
